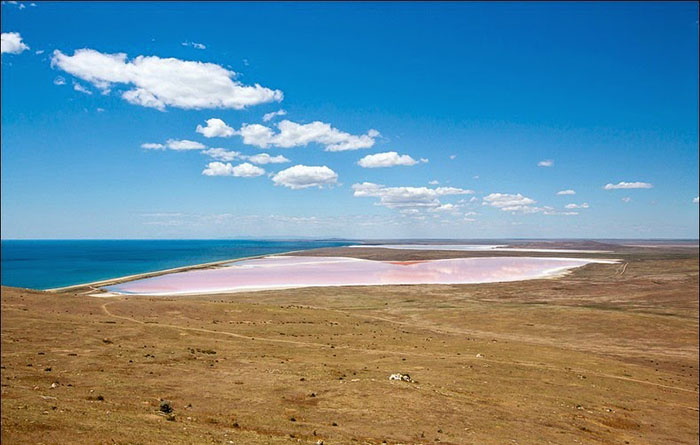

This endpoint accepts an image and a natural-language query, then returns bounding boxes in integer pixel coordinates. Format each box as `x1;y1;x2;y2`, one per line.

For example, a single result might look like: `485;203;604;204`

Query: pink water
103;255;616;296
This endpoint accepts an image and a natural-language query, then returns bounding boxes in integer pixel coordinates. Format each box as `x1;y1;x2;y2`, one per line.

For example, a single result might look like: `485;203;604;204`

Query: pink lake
103;255;617;296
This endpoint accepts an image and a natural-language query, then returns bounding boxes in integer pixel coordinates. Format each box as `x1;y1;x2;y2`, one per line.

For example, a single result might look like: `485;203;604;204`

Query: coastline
44;248;313;293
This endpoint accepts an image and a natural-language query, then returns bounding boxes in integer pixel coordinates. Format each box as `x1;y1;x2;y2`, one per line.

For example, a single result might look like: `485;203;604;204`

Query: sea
0;239;351;290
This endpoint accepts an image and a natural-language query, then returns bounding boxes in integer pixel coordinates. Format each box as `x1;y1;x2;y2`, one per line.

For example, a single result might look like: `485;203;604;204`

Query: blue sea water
0;239;351;290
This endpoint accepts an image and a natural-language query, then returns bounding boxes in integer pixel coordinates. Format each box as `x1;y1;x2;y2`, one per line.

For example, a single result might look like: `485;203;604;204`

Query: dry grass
2;246;698;444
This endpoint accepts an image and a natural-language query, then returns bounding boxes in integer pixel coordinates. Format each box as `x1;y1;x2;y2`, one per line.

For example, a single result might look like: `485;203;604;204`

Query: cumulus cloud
1;32;29;54
262;109;287;122
556;189;576;195
357;151;422;168
604;181;653;190
237;119;379;151
537;160;554;167
166;139;206;150
564;202;589;209
231;162;265;177
196;118;235;138
272;165;338;189
182;41;206;50
202;161;264;177
201;148;240;161
244;153;290;164
352;182;473;210
483;193;545;213
53;76;66;86
50;48;283;110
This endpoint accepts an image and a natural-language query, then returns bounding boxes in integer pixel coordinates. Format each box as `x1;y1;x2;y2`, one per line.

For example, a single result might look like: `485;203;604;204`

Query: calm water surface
0;240;350;290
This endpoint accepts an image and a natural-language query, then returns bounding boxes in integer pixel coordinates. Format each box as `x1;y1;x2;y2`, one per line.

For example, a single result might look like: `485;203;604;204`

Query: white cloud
244;153;290;164
182;41;206;50
556;189;576;195
201;148;240;161
73;82;92;95
166;139;206;150
357;151;420;168
693;197;698;204
35;49;44;55
262;109;287;122
53;76;66;86
429;203;460;213
51;48;283;110
97;108;105;112
604;181;653;190
429;180;439;185
141;143;165;150
272;165;338;189
483;193;545;214
202;161;264;177
564;202;589;209
352;182;473;210
232;162;265;177
449;154;457;160
1;32;29;54
537;160;554;167
621;197;631;203
237;120;379;151
196;118;235;138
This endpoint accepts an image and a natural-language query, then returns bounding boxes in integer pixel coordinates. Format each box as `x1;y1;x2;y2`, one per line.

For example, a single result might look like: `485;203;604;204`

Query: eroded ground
2;246;698;444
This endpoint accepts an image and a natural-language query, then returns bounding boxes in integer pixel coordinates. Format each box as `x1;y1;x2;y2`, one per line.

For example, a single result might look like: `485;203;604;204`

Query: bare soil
2;246;698;444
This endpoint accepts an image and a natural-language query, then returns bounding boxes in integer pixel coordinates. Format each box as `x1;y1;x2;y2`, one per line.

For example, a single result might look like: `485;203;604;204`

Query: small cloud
621;197;631;203
202;161;265;177
237;119;379;151
449;154;457;160
244;153;290;164
35;49;44;55
1;32;29;54
556;189;576;195
202;148;240;162
358;151;420;168
181;41;206;50
272;165;338;189
53;76;66;86
537;159;554;167
262;109;287;122
564;202;589;209
428;180;439;185
73;82;92;95
96;107;105;113
141;143;165;150
166;139;206;150
196;118;235;138
693;197;699;204
604;181;653;190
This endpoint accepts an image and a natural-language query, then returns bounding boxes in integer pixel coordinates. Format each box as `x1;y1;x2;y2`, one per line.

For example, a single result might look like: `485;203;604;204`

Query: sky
1;1;698;239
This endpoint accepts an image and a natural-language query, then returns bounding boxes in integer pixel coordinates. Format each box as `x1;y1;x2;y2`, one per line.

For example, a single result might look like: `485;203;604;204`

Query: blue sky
1;1;698;239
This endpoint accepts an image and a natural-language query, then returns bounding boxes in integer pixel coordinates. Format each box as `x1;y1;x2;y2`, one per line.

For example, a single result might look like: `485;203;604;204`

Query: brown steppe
1;245;698;444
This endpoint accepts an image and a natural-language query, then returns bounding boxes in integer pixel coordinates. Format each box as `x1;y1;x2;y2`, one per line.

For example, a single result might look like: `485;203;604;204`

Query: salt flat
103;255;618;296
